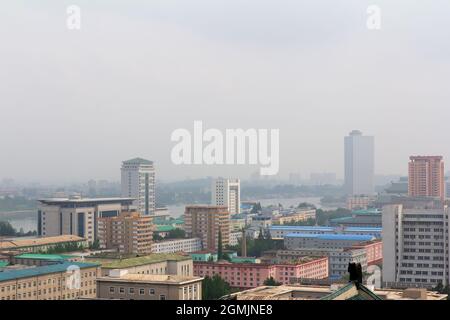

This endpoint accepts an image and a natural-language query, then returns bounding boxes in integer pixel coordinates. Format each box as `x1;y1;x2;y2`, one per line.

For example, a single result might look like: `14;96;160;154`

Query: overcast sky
1;0;450;184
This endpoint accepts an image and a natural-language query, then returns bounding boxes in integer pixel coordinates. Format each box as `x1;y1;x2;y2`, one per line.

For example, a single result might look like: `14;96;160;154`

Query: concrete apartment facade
184;205;230;250
121;158;156;215
37;197;135;243
408;156;445;201
0;262;100;300
211;178;240;214
193;257;328;289
98;211;153;255
151;238;202;254
382;204;449;288
273;209;316;225
97;272;203;300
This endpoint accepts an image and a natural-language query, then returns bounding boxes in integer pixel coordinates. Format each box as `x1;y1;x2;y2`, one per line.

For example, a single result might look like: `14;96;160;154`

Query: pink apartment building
408;156;445;201
351;240;383;265
193;257;328;289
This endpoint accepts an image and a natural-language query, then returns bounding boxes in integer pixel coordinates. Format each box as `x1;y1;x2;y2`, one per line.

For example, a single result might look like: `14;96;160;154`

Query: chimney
242;229;247;257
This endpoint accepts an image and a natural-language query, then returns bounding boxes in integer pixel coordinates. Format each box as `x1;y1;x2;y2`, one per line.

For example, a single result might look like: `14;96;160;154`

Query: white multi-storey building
37;197;135;243
382;204;450;288
211;178;240;214
121;158;156;215
229;231;243;246
151;238;202;254
344;130;375;196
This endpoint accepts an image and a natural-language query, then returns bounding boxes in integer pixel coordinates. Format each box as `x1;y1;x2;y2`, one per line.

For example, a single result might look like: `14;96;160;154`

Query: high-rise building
98;211;153;255
121;158;156;215
344;130;375;196
382;204;449;288
408;156;445;201
37;197;135;244
211;178;240;214
184;205;230;250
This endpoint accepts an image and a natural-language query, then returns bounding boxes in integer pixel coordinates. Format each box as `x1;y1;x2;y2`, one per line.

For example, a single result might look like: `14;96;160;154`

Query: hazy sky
1;0;450;184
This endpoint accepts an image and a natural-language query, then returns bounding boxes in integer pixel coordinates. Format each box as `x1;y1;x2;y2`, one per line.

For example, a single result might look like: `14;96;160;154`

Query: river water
1;197;337;232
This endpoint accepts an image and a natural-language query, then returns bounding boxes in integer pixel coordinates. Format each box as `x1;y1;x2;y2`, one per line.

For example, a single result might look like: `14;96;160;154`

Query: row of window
109;287;165;300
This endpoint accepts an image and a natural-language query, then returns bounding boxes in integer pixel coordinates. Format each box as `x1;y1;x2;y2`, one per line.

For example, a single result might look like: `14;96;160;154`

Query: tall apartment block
408;156;445;201
37;197;135;244
382;204;449;288
184;205;230;250
98;211;153;255
211;178;240;214
344;130;375;196
121;158;156;215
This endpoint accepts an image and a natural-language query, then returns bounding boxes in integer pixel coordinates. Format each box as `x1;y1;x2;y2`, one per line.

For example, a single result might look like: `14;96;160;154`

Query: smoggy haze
1;0;450;183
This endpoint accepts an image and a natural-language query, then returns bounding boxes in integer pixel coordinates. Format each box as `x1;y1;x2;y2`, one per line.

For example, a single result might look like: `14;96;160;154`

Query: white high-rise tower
211;178;240;215
121;158;155;215
344;130;375;196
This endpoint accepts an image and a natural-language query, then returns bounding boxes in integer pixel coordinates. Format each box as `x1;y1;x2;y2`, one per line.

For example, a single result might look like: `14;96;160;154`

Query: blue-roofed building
0;261;100;300
284;232;376;251
269;225;381;239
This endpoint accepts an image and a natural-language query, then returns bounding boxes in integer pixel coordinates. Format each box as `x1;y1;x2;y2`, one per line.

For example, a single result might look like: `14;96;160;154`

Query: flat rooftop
13;253;76;261
98;274;203;285
0;235;86;250
224;285;448;301
87;253;191;269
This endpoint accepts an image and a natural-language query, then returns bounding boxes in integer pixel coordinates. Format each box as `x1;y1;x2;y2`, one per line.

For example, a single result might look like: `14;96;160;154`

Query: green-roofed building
11;253;79;267
86;253;194;277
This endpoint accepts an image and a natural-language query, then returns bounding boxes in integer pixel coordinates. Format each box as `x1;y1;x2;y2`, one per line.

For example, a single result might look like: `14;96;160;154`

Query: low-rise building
193;257;328;289
273;209;316;225
86;253;193;277
284;233;375;251
260;248;367;280
269;225;382;239
346;195;374;210
151;238;202;254
9;253;80;266
0;235;87;253
97;271;203;300
330;209;382;228
0;261;100;300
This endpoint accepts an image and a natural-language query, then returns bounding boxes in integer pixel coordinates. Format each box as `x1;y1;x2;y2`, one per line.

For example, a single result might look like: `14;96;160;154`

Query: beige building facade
97;272;203;300
184;205;230;250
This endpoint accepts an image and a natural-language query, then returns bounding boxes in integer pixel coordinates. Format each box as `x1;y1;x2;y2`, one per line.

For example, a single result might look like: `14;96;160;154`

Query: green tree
89;239;100;250
0;221;16;236
263;277;281;286
250;202;262;214
166;228;186;239
202;275;231;300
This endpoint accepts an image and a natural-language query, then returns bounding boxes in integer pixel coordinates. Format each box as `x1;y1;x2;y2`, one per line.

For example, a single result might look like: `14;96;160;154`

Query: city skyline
2;1;450;183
